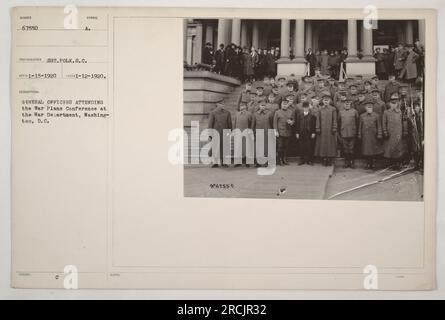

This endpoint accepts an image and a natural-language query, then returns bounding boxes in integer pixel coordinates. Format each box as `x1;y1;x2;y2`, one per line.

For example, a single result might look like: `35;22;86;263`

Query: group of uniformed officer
207;73;424;170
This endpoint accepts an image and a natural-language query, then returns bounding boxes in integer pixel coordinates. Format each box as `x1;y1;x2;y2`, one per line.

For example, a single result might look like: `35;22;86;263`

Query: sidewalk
184;163;334;199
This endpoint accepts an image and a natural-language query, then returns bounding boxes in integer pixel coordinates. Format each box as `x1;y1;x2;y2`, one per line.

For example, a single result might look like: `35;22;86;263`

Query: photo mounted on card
10;7;436;290
183;17;425;201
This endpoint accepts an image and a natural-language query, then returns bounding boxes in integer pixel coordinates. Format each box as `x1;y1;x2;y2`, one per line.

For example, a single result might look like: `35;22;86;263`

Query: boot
343;155;349;168
370;158;376;170
350;158;355;169
282;157;290;165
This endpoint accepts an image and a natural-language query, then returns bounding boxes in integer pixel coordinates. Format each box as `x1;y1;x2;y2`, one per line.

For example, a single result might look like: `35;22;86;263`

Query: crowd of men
201;40;425;84
202;42;280;81
207;73;424;171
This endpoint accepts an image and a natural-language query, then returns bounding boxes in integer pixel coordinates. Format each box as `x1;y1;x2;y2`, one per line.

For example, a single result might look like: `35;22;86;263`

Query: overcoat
242;52;255;77
320;53;329;75
382;108;408;159
338;108;359;138
394;47;408;71
358;112;383;156
234;110;254;159
251;109;274;157
273;109;294;137
401;51;419;80
314;105;338;157
374;52;387;74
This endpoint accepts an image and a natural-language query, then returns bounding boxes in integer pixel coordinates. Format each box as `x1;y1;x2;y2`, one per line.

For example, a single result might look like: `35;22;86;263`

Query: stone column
293;19;305;60
252;21;259;49
305;20;312;51
346;19;358;60
231;18;241;45
280;19;290;60
241;20;248;48
362;21;373;57
183;19;188;61
405;20;414;44
193;23;203;64
217;19;230;47
347;20;375;75
418;19;425;45
205;23;213;45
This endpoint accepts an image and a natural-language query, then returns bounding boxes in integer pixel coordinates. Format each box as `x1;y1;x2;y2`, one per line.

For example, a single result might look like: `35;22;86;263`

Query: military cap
371;88;380;93
338;90;348;96
256;86;264;90
277;76;286;81
216;98;225;105
349;84;358;88
364;101;374;106
322;93;332;99
363;79;372;85
285;94;296;100
345;99;353;104
358;90;367;95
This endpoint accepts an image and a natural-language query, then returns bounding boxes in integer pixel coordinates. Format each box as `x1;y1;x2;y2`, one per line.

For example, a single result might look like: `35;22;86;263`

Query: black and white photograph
183;18;425;201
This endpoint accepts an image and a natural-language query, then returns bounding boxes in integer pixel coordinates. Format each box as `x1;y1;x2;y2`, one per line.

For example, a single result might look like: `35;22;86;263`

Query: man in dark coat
265;49;277;78
251;101;274;167
295;101;316;165
338;99;359;168
224;43;236;76
374;48;387;80
383;74;401;103
214;44;225;74
305;48;317;77
394;43;408;79
208;99;233;167
382;96;408;170
241;47;255;83
314;94;338;166
202;42;214;66
233;102;254;167
414;39;425;78
273;100;295;165
358;102;383;169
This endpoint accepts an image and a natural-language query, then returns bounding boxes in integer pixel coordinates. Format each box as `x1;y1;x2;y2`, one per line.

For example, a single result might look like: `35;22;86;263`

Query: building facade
184;19;425;76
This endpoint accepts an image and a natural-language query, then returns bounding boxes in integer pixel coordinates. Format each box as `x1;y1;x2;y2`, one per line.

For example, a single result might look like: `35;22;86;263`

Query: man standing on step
314;94;338;166
338;99;359;168
237;81;253;109
251;101;274;167
273;100;294;166
208;99;233;168
295;101;316;165
358;102;383;170
214;44;225;75
233;102;254;168
382;95;408;170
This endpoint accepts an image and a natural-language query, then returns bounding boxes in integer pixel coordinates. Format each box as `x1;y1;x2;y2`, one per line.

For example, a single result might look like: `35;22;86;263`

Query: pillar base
276;59;307;76
345;57;376;76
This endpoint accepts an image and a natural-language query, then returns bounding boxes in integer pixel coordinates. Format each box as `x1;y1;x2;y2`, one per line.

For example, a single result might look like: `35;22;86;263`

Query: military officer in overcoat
358;102;383;169
208;99;233;168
